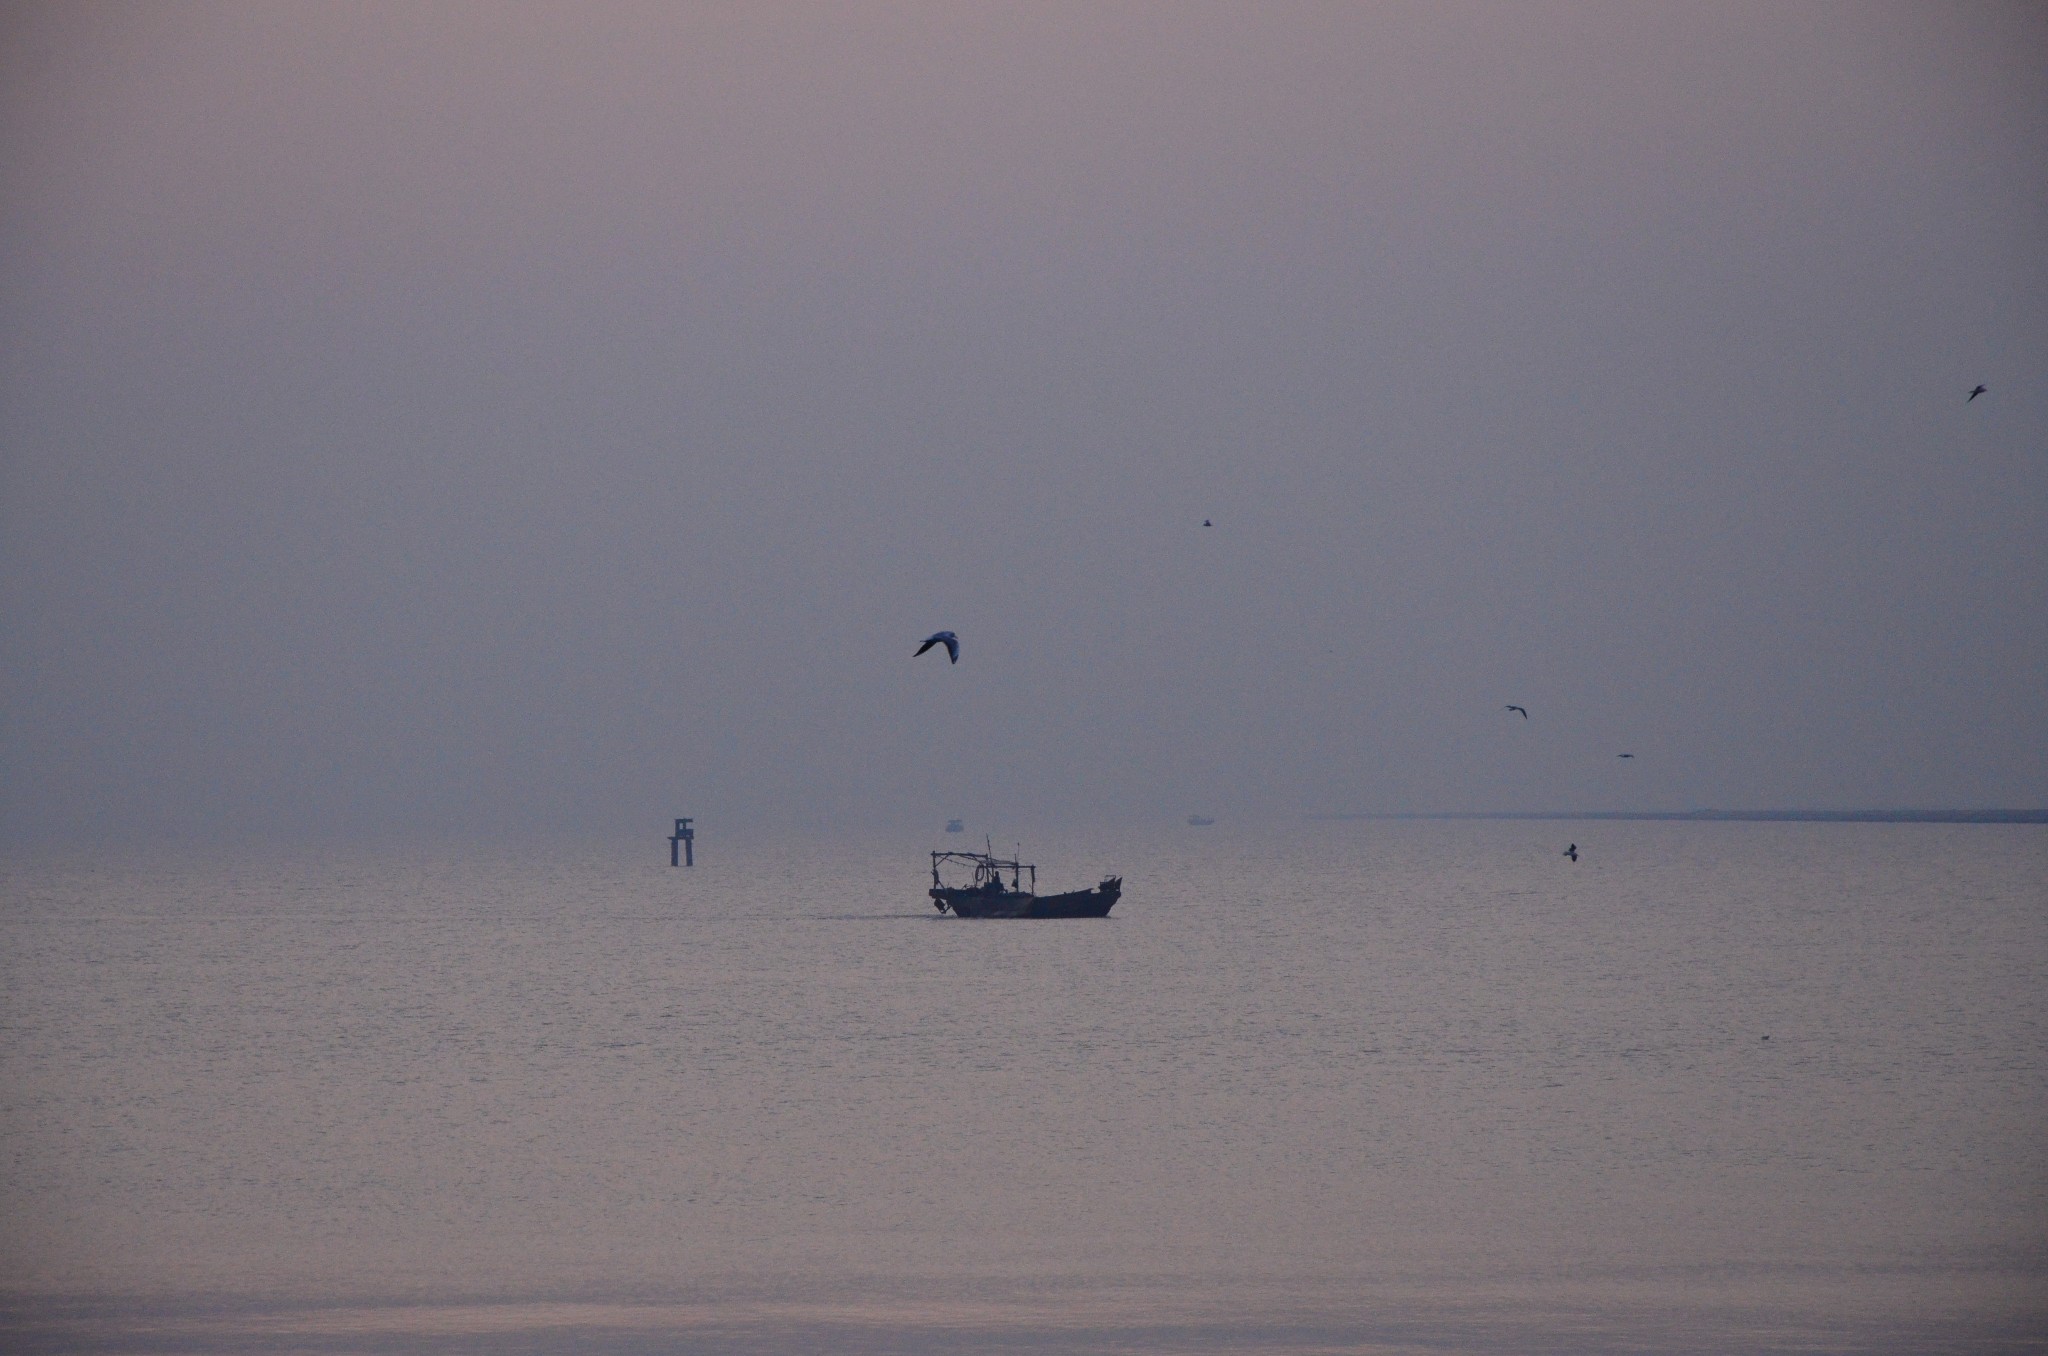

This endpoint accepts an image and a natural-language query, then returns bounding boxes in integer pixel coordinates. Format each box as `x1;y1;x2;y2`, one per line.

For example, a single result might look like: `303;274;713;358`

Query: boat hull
932;880;1120;918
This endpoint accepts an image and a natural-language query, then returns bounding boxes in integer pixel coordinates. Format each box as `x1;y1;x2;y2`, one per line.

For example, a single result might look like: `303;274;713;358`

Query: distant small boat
1186;815;1215;827
929;847;1120;919
945;818;964;833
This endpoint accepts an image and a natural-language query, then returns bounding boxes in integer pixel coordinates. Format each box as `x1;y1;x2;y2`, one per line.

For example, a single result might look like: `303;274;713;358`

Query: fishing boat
928;846;1121;919
944;818;965;833
1186;815;1215;827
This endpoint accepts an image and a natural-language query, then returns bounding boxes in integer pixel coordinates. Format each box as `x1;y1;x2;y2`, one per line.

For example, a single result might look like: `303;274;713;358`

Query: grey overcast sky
2;2;2043;840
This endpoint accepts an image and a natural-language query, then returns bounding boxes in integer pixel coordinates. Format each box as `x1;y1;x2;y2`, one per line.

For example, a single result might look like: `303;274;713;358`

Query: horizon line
1319;809;2048;824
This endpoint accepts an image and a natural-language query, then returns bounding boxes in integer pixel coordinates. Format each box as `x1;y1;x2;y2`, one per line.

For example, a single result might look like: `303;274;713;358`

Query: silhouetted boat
928;847;1120;919
944;818;964;833
1186;815;1215;827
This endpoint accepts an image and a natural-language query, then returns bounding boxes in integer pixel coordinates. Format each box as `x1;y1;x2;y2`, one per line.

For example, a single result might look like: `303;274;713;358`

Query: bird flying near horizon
1968;385;1987;402
915;630;960;664
1617;752;1635;758
1505;705;1528;719
1564;843;1578;862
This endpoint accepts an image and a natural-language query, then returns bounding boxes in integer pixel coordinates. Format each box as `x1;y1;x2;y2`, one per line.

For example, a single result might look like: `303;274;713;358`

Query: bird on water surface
1968;385;1987;402
914;631;960;663
1505;705;1528;719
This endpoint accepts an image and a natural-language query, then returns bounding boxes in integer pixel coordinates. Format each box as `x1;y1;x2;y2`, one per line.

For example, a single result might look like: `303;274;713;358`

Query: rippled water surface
3;821;2044;1351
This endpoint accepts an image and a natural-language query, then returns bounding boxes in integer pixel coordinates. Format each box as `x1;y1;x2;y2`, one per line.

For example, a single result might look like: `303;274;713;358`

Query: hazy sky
3;1;2043;840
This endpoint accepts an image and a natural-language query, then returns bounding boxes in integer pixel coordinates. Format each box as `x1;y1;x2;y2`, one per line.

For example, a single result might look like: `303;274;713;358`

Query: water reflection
2;822;2043;1351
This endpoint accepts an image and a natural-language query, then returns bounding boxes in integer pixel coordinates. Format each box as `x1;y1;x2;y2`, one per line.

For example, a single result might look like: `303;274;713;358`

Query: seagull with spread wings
914;630;960;664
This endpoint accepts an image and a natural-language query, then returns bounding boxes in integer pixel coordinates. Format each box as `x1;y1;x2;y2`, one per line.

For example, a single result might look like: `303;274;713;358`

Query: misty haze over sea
3;2;2044;842
2;3;2044;1351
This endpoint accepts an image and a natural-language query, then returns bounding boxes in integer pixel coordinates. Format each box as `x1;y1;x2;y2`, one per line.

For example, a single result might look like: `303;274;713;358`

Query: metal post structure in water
668;817;695;867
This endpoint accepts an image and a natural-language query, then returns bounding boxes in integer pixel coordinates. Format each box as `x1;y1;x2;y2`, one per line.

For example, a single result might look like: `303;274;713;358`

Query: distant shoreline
1324;809;2048;824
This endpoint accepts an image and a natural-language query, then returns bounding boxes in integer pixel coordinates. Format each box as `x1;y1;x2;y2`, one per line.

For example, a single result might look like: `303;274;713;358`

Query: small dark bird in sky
1968;385;1987;402
1564;843;1578;862
1505;705;1528;719
914;630;959;664
1617;752;1635;759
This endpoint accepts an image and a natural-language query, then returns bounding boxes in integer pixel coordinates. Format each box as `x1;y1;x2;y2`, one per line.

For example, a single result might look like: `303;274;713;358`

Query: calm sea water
2;821;2043;1353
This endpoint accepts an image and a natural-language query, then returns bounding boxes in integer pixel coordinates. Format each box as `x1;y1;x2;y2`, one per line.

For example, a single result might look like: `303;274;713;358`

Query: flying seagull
1505;705;1528;719
1968;385;1987;402
1616;752;1635;759
914;630;959;664
1564;843;1578;862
